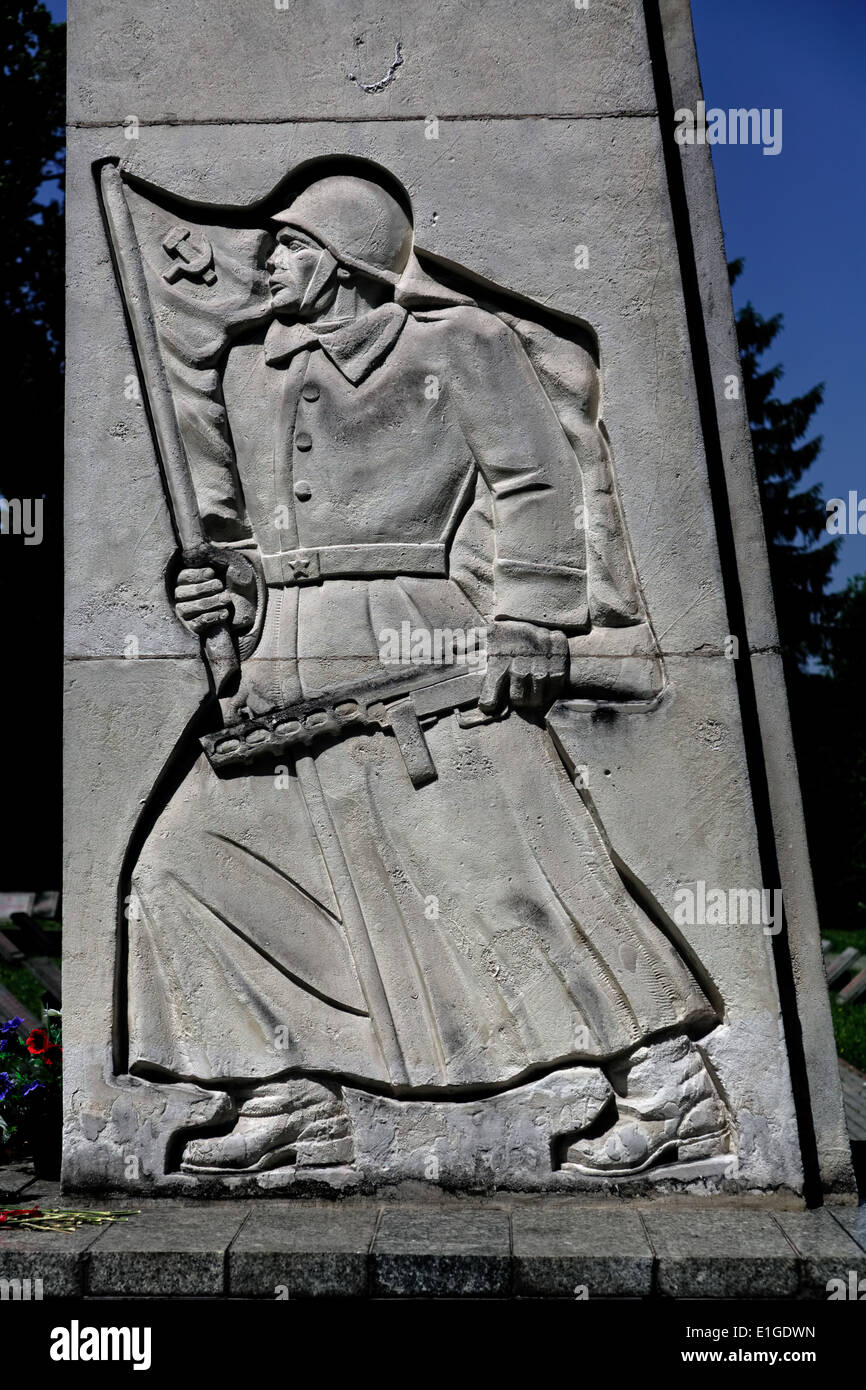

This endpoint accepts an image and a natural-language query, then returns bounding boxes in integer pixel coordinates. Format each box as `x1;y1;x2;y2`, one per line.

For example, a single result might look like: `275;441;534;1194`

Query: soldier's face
267;231;338;318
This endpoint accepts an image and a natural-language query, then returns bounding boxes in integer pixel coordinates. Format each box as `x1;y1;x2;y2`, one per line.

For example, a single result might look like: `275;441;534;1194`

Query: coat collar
264;301;408;384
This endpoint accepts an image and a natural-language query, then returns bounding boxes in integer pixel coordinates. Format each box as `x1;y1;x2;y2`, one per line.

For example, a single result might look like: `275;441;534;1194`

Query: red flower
25;1028;49;1055
0;1207;40;1223
43;1043;63;1068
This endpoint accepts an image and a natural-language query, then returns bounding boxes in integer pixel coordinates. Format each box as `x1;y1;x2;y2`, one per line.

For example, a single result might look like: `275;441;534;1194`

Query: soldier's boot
564;1034;728;1175
180;1078;354;1173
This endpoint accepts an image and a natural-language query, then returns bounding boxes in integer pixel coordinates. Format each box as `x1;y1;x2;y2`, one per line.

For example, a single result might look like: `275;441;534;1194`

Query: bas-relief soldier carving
100;158;731;1179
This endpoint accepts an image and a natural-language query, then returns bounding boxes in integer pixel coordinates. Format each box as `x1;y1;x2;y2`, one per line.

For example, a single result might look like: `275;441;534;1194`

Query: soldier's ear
299;246;339;311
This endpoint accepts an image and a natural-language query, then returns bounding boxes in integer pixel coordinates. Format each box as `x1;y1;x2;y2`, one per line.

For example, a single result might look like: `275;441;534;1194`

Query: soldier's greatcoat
127;289;717;1092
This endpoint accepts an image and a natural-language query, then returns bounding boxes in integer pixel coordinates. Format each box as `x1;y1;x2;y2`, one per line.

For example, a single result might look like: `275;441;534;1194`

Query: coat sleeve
448;310;590;632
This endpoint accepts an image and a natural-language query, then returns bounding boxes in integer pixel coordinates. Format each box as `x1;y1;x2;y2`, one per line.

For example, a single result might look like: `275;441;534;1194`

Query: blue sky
692;0;866;586
46;0;863;584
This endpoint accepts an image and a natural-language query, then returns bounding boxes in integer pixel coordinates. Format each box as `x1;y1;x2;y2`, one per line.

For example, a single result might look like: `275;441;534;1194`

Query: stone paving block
512;1204;653;1298
0;1224;104;1299
229;1202;379;1298
86;1204;249;1297
774;1208;866;1297
642;1210;798;1299
0;1164;37;1201
827;1203;866;1253
838;1060;866;1143
372;1207;511;1298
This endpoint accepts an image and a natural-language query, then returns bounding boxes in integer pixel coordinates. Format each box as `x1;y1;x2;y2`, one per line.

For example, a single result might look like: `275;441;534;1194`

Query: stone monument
64;0;853;1199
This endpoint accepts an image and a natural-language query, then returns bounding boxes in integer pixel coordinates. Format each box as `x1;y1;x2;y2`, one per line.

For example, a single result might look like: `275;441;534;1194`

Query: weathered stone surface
644;1211;800;1299
512;1204;653;1298
229;1202;379;1298
0;1163;37;1201
827;1203;866;1252
68;0;656;125
0;1224;103;1299
747;652;853;1195
63;0;850;1203
371;1208;511;1298
657;0;853;1200
62;659;208;1192
87;1205;248;1296
66;117;727;661
551;656;804;1194
5;1183;863;1298
774;1209;866;1297
348;1067;613;1189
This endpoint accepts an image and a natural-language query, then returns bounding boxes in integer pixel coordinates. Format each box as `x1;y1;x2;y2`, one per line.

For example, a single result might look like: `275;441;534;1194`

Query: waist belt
260;543;448;587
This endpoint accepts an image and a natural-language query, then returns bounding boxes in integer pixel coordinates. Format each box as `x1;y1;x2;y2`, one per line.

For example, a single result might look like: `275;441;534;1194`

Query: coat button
295;431;312;451
302;383;320;402
294;479;312;501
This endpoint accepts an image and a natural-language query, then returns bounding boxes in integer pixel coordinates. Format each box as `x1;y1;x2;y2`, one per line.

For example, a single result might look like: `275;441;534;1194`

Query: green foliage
823;929;866;1066
788;584;866;930
795;578;866;928
823;928;866;957
730;261;866;935
729;258;839;672
829;998;866;1075
0;962;49;1018
0;1011;62;1143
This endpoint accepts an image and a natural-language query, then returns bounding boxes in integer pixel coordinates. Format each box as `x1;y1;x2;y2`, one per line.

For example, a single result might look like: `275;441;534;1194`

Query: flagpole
98;160;249;696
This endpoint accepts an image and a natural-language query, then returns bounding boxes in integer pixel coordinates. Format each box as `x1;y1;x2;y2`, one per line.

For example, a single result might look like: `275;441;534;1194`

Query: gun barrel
200;666;488;774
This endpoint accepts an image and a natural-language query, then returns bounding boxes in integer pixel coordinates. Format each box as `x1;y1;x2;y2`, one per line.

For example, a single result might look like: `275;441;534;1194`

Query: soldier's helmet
272;175;413;286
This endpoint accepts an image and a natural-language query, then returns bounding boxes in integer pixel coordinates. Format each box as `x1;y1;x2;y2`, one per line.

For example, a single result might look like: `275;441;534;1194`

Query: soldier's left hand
480;621;569;713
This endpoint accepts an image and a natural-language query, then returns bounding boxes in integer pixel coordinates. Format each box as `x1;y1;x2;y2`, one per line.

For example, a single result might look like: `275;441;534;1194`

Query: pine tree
793;575;866;929
825;576;866;921
729;258;839;672
730;259;864;929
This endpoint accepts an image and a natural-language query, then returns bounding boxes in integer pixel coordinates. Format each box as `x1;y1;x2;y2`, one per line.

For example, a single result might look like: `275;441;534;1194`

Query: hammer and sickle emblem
161;225;217;286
